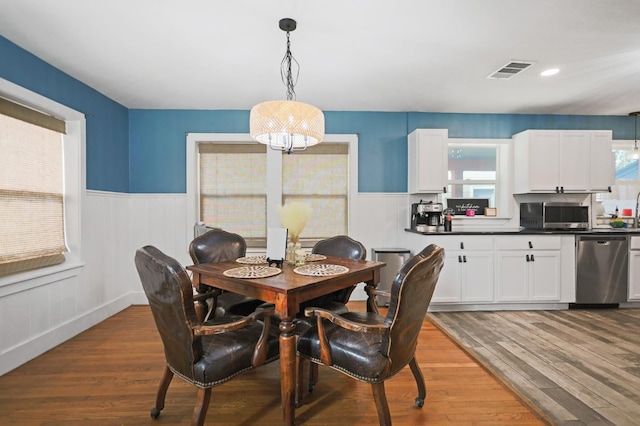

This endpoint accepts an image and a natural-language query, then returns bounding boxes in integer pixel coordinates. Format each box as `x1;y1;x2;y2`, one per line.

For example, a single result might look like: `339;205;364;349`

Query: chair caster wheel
150;407;161;419
415;397;424;408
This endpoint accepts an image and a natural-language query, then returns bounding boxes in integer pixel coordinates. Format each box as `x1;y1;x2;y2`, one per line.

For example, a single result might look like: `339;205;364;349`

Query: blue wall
0;36;129;192
2;36;637;194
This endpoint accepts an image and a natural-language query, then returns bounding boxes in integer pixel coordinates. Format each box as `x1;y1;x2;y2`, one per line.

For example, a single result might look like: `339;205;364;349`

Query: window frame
0;77;85;291
446;138;512;219
186;133;358;252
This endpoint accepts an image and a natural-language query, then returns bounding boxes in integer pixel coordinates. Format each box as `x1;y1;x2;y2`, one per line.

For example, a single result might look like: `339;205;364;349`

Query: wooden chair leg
151;366;173;419
409;357;426;407
371;382;391;426
192;387;212;426
296;356;306;407
308;362;318;392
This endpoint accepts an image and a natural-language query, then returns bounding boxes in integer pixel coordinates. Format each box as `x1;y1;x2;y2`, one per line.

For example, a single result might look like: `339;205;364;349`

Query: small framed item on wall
447;198;490;216
484;207;497;217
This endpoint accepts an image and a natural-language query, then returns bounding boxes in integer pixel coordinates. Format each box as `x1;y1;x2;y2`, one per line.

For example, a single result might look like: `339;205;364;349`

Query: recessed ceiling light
541;68;559;77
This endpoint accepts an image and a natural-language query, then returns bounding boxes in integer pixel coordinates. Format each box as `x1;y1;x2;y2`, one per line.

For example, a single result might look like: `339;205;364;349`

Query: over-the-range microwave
520;202;589;230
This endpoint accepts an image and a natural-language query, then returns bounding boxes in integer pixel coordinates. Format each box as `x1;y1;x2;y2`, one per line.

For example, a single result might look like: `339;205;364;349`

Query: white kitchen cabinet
407;129;448;194
589;130;615;192
427;236;494;303
495;236;562;302
513;130;613;194
628;237;640;300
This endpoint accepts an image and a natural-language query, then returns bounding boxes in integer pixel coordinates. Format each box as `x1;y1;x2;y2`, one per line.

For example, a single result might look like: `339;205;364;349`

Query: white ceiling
2;0;640;115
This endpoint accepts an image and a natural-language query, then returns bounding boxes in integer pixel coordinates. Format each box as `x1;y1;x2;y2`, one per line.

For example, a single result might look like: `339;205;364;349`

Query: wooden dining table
187;256;385;426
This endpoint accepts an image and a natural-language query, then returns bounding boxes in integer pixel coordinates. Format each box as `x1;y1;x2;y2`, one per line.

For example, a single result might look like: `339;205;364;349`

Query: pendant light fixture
628;111;640;161
250;18;324;153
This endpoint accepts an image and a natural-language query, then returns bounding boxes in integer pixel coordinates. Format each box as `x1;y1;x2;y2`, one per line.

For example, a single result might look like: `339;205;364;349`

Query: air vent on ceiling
487;61;535;80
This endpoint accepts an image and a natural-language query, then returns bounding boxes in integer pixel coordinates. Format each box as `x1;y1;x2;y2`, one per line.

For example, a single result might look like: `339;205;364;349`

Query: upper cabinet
513;130;614;194
408;129;448;194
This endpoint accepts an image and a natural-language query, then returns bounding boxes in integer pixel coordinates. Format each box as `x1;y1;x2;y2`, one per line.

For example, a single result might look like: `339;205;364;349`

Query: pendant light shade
250;100;324;150
250;18;325;153
628;111;640;160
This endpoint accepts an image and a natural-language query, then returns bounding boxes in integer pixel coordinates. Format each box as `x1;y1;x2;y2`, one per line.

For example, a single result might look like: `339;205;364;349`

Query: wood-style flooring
429;308;640;426
0;303;543;425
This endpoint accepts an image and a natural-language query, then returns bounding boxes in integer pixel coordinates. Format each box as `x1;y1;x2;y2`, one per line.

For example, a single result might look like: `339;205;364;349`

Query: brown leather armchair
295;235;367;404
299;235;367;313
296;244;445;425
135;245;280;426
189;229;266;319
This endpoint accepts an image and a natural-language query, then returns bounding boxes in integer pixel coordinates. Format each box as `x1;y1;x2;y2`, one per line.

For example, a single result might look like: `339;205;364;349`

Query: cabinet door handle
526;254;530;262
528;241;533;249
463;255;467;263
561;186;565;193
608;186;612;193
530;254;535;262
458;255;462;263
460;242;464;250
555;186;559;193
443;186;447;194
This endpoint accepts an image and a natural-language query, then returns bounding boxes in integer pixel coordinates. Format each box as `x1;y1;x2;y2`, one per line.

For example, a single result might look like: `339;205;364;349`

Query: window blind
282;143;349;239
199;143;268;241
0;98;67;276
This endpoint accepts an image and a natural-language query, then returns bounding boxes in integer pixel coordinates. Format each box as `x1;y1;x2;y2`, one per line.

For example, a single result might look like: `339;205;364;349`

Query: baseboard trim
0;293;137;376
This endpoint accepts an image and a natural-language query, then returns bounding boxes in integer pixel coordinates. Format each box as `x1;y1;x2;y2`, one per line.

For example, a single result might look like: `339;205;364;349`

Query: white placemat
305;253;327;262
236;255;268;264
293;264;349;277
223;266;282;279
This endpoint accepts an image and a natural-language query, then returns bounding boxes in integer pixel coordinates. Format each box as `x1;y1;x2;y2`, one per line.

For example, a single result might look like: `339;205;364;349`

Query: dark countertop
404;228;640;236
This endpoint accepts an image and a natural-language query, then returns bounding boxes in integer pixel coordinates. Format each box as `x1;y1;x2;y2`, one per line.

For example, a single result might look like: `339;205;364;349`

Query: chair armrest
304;307;388;335
304;307;388;366
192;287;223;302
192;307;275;336
193;307;275;367
366;287;390;299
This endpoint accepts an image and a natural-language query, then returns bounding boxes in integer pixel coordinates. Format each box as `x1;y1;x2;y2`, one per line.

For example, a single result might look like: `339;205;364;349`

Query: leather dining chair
296;244;445;425
135;245;279;426
189;229;266;320
295;235;367;403
299;235;367;314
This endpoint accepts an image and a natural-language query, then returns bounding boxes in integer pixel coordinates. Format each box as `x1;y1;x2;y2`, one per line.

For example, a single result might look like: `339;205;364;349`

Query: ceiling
1;0;640;116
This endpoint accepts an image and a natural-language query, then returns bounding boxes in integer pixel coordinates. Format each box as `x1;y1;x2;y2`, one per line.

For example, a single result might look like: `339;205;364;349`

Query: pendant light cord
280;30;300;101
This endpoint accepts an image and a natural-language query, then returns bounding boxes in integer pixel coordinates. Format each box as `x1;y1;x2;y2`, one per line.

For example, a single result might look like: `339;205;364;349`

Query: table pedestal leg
279;319;296;425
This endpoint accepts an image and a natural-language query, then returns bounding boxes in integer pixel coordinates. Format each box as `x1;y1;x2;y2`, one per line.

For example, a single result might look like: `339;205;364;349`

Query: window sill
0;255;84;297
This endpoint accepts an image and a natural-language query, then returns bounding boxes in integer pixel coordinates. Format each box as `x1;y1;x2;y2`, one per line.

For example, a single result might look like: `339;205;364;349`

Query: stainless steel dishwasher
574;235;628;307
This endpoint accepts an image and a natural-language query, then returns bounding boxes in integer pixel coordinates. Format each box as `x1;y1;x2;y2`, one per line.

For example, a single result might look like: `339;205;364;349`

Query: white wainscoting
0;191;409;375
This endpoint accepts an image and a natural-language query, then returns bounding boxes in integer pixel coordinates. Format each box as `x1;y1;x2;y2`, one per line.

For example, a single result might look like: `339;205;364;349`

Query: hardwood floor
0;303;543;425
430;308;640;426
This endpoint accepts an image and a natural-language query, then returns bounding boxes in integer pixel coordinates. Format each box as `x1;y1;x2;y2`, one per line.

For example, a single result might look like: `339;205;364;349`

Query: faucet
636;192;640;228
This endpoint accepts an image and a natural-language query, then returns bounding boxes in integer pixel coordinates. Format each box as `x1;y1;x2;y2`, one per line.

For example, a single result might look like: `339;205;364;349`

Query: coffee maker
411;200;443;232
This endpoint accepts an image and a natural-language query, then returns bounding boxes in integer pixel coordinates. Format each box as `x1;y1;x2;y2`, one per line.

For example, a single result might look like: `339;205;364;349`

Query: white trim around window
0;77;85;290
185;133;358;251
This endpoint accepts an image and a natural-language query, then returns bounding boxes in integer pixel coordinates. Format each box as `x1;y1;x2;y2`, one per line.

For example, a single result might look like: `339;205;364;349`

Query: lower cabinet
427;237;494;303
629;237;640;300
494;236;562;302
494;250;562;301
404;233;567;306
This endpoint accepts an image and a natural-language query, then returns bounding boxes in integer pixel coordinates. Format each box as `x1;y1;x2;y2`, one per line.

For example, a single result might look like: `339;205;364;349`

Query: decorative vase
286;241;302;265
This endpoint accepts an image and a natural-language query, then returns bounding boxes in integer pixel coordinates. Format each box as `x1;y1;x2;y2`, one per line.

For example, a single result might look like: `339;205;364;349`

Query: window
598;143;640;215
443;143;497;210
435;139;511;219
0;77;84;286
199;143;267;241
187;134;357;249
0;101;66;276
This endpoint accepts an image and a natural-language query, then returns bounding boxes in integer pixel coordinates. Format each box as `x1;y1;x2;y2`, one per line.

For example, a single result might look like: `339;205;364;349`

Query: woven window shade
0;102;67;276
282;143;349;238
199;143;268;240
